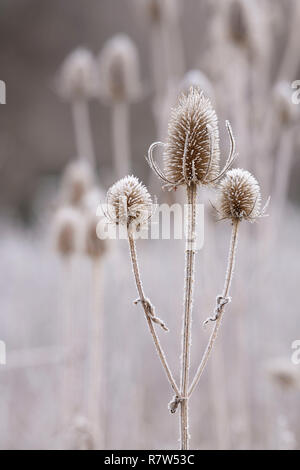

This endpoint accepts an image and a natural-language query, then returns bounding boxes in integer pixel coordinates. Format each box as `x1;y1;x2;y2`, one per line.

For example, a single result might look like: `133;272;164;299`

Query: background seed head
84;213;108;260
53;206;82;257
217;168;261;222
62;160;94;207
106;176;152;229
273;81;299;126
57;47;96;101
98;34;142;103
163;87;220;188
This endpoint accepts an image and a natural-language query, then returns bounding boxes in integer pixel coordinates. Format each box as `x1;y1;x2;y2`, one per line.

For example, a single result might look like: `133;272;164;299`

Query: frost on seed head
217;168;262;222
105;176;152;230
98;35;142;103
163;87;220;188
57;48;96;101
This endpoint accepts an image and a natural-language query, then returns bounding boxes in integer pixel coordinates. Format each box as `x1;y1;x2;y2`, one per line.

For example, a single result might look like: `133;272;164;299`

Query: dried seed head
85;213;108;259
228;0;249;46
133;0;179;24
62;161;94;206
106;176;152;230
163;87;220;188
217;168;261;222
57;48;96;100
266;358;300;389
98;35;142;102
53;206;82;257
274;81;299;125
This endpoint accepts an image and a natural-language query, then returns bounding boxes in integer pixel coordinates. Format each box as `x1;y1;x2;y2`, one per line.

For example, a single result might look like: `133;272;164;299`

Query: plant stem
72;98;95;167
188;220;239;398
112;102;130;178
180;183;197;450
127;232;180;397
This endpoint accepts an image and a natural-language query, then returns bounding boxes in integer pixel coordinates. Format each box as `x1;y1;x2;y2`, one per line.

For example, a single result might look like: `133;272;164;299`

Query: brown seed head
98;35;142;102
62;161;94;206
54;206;82;257
58;48;96;100
217;168;261;222
106;176;152;230
163;87;220;188
85;213;108;259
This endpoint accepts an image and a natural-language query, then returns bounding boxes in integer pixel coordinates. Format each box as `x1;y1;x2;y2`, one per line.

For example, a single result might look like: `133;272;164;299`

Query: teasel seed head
57;47;96;101
133;0;179;25
85;213;108;260
162;87;220;189
62;160;94;206
105;176;152;231
53;206;82;257
179;70;215;104
217;168;263;222
274;81;299;126
98;35;142;103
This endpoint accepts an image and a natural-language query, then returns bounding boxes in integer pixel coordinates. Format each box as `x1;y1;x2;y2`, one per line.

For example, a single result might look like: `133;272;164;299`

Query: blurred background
0;0;300;450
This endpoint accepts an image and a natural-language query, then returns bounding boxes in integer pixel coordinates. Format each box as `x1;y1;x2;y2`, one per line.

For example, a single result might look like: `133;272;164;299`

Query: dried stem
127;232;180;397
111;102;130;178
188;219;239;398
72;98;95;167
180;182;197;450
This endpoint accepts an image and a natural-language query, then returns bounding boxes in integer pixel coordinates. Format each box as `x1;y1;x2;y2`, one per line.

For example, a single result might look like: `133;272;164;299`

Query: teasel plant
57;48;97;168
105;87;268;449
98;35;142;179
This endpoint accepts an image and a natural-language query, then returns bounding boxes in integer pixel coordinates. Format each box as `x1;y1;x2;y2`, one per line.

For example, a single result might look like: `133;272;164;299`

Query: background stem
72;98;95;167
188;220;239;398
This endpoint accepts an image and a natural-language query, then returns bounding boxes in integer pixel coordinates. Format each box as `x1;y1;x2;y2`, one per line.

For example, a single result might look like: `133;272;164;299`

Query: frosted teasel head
147;87;236;190
105;176;153;232
57;47;96;100
273;81;299;126
98;35;142;103
62;160;94;206
53;206;82;257
179;70;215;104
216;168;268;222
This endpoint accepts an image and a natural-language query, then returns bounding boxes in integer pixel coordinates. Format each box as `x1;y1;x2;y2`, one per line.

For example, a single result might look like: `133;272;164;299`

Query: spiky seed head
53;206;82;257
57;48;96;100
98;35;142;103
274;81;299;125
163;87;220;188
106;176;152;230
217;168;261;222
85;213;108;259
62;161;94;206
